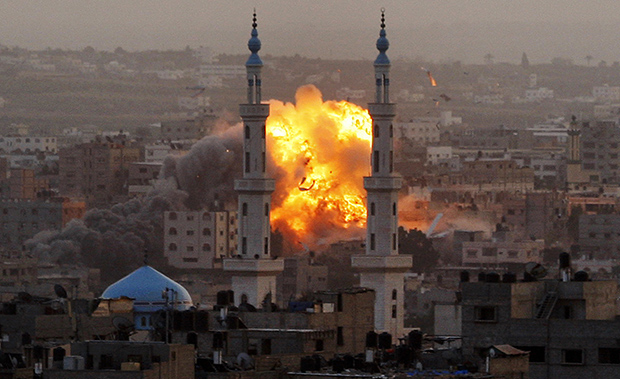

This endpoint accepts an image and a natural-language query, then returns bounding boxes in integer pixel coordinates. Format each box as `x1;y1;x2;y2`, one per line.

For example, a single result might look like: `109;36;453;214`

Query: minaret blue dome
246;11;263;67
101;265;192;313
374;9;390;66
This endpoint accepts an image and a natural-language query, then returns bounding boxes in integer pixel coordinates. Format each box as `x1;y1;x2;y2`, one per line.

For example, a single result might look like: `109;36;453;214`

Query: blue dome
374;10;390;66
101;265;192;312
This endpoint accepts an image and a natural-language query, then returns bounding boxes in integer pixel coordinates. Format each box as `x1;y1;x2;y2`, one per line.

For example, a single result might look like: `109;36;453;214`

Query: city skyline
2;1;620;64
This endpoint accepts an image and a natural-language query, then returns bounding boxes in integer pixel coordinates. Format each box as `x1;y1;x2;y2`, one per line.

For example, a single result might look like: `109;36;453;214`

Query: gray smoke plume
26;123;243;285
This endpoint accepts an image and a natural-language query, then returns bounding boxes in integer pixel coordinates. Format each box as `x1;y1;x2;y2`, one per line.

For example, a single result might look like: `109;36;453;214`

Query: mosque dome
101;265;192;313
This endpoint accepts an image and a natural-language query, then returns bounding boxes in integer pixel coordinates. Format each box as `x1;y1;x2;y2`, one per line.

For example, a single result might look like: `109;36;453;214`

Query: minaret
352;9;412;337
223;12;283;308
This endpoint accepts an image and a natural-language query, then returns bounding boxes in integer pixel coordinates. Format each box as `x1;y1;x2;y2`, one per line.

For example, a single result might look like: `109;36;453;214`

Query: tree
521;52;529;69
398;227;440;273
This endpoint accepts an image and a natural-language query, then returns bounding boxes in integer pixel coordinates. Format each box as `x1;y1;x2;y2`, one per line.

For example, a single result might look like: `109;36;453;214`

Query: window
562;349;584;365
186;230;194;236
482;247;497;257
168;212;177;220
474;306;497;322
315;339;324;352
202;228;211;236
392;202;396;216
599;348;620;364
186;246;194;252
391;305;397;318
466;250;477;258
202;244;211;252
373;151;379;172
242;237;247;254
370;203;375;216
187;215;194;221
168;227;177;235
202;213;211;221
337;327;344;346
370;233;375;250
514;346;545;363
183;258;198;263
264;203;269;217
169;243;177;251
245;152;250;173
264;237;269;255
392;233;397;250
392;289;397;300
374;125;380;138
245;125;250;139
242;203;248;216
507;250;518;258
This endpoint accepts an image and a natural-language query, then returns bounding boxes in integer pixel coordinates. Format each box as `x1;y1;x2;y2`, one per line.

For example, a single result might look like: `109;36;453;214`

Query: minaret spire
224;11;283;309
352;9;411;338
246;9;263;104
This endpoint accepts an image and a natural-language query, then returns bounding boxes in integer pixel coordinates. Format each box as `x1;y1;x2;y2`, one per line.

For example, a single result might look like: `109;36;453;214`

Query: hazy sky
2;1;620;63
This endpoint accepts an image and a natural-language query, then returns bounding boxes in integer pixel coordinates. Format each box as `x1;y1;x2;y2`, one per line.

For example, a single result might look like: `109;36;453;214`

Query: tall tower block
223;12;283;308
352;10;412;337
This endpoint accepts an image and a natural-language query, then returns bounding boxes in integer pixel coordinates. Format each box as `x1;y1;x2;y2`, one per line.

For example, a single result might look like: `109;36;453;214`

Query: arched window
370;203;376;216
203;228;211;236
202;213;211;221
202;244;211;252
242;203;248;216
392;289;397;300
245;125;250;139
392;202;396;216
169;243;177;251
168;227;177;235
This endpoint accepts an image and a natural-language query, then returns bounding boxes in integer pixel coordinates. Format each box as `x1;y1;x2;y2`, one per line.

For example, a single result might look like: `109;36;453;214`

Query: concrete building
58;142;141;208
277;256;329;305
393;119;441;145
461;232;544;271
45;341;194;379
127;162;162;198
163;210;237;269
6;168;49;200
578;214;620;260
461;278;620;379
222;15;283;309
0;136;57;154
351;12;411;338
0;197;85;248
593;85;620;102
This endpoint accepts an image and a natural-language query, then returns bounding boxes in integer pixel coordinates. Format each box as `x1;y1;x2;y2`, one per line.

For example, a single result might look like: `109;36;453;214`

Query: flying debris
298;177;315;191
421;67;437;86
439;93;451;102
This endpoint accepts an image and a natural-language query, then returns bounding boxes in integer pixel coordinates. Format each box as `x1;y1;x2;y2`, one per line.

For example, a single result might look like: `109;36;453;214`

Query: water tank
408;330;423;350
366;331;378;348
460;271;470;283
300;356;316;372
486;272;500;283
574;270;589;282
478;272;486;282
217;291;230;306
559;252;571;269
212;332;224;349
378;332;392;349
502;272;517;283
332;357;345;373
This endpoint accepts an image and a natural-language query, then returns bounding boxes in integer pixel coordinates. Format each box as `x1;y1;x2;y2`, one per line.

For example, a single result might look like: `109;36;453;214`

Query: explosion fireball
267;85;372;249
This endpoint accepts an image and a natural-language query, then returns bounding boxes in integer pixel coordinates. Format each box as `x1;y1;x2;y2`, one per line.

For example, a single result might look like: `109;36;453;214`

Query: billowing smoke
26;123;244;285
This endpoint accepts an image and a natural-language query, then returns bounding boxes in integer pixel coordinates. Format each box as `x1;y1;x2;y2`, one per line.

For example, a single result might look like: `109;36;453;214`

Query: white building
163;210;237;269
426;146;453;166
336;87;366;100
393;119;441;144
0;136;57;154
525;87;554;102
593;85;620;102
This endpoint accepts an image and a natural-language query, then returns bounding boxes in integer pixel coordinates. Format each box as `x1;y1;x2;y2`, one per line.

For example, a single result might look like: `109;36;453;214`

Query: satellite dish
525;262;547;279
54;284;68;299
112;316;135;331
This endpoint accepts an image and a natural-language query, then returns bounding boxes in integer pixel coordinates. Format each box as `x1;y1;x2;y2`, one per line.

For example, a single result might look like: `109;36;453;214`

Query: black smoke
26;124;243;286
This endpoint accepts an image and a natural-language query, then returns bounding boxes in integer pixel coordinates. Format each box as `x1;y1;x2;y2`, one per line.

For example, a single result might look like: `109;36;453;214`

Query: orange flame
267;85;372;249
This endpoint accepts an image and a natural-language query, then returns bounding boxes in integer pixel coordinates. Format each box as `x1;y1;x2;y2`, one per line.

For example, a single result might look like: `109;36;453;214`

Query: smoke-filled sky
2;1;620;64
